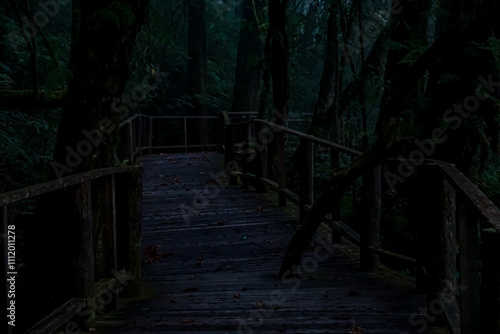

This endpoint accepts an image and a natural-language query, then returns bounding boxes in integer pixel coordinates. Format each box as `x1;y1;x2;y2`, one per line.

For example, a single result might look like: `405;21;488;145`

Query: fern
382;37;408;52
486;37;500;72
398;42;428;65
436;72;460;85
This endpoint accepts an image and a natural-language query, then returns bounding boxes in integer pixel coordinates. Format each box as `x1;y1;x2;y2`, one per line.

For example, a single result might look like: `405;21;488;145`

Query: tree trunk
268;0;290;122
278;13;500;276
231;0;264;113
52;0;148;178
40;0;147;326
267;0;289;204
376;0;432;133
278;138;401;278
309;0;338;138
188;0;208;146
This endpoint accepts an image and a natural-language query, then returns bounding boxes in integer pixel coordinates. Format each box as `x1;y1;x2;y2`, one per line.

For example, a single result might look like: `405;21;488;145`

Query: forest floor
95;152;446;333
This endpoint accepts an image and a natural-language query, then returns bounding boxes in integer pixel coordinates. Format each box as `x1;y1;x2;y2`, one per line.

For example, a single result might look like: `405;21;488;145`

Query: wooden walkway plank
96;153;437;334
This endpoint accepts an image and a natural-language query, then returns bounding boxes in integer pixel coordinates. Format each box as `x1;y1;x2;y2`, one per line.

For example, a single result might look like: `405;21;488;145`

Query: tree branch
278;9;500;278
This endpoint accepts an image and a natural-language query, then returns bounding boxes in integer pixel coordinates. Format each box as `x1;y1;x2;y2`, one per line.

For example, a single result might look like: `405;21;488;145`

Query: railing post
480;229;500;333
458;196;480;333
99;173;118;311
277;130;287;207
74;176;96;330
330;145;342;243
148;117;153;154
126;121;134;163
115;168;143;297
137;116;142;157
184;117;188;154
225;122;237;185
419;165;457;326
360;165;381;271
410;164;458;310
299;138;313;223
255;123;269;193
217;113;224;153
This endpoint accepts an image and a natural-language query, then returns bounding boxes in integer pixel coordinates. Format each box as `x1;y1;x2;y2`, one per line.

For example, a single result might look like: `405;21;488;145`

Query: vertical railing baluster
255;122;268;193
330;146;342;243
111;173;118;310
115;168;142;297
149;117;153;154
458;196;480;333
480;228;500;333
74;176;95;329
360;165;382;271
299;139;313;223
100;173;119;311
127;121;133;163
184;117;188;154
277;130;286;207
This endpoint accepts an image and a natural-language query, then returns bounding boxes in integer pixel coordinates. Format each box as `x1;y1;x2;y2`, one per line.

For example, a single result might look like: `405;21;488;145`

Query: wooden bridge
2;113;500;333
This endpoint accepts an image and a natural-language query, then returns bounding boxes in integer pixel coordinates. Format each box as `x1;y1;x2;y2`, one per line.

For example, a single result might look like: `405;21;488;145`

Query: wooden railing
118;112;313;163
118;114;220;161
6;111;498;333
1;165;142;334
223;112;500;334
414;161;500;334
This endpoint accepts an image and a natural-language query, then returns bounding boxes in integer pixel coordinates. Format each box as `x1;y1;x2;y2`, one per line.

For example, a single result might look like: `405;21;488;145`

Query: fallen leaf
253;301;266;309
350;320;364;334
196;256;205;266
144;245;163;263
234;293;241;298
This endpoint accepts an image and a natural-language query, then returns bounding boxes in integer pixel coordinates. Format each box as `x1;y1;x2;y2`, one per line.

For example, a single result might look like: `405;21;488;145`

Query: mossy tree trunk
39;1;148;330
188;0;208;146
278;11;500;276
52;0;148;178
231;0;264;113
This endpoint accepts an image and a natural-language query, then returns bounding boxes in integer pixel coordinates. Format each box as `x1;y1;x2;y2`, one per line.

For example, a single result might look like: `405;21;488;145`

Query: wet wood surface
96;153;439;334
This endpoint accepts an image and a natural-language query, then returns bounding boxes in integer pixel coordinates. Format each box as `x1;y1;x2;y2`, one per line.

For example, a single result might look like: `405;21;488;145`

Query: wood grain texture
96;153;439;333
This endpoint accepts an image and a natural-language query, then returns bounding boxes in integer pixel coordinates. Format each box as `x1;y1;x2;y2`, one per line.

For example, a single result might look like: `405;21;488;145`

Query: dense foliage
1;0;500;261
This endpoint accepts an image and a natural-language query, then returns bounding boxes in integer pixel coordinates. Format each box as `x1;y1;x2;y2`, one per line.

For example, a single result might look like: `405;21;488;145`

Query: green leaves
382;37;408;52
94;2;136;29
0;109;61;191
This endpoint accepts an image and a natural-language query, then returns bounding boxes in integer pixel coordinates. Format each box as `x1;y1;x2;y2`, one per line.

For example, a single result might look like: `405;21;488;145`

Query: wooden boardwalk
96;153;436;334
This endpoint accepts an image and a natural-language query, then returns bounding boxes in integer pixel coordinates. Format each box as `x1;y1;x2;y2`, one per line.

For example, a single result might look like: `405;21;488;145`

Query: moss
111;1;135;27
94;8;121;28
94;2;136;29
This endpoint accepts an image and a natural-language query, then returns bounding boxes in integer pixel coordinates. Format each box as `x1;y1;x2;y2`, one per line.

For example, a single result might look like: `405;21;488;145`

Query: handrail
1;165;142;333
434;160;500;232
0;166;138;205
224;115;500;334
118;113;221;159
254;119;362;156
424;160;500;334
